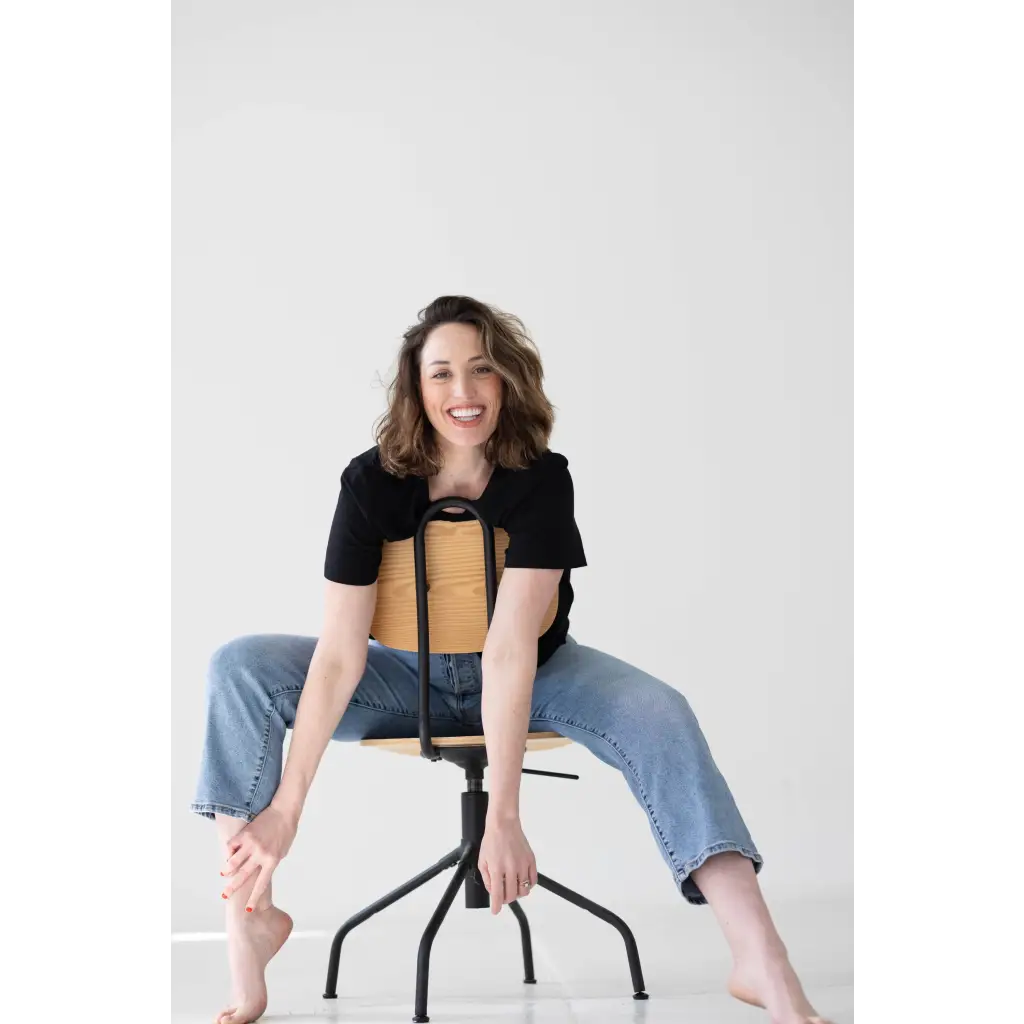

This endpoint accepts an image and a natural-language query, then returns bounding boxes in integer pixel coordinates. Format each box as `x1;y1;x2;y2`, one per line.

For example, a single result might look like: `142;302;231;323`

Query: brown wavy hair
374;295;555;478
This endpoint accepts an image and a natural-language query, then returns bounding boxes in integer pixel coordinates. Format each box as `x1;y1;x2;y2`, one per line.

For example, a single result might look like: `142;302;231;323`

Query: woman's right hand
220;803;298;910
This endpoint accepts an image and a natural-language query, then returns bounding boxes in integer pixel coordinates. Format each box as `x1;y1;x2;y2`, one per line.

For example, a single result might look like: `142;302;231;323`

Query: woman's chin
435;419;493;445
442;431;490;447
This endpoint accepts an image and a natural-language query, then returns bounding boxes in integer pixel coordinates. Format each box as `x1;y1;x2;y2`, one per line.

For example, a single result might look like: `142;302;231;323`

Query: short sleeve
503;455;587;570
324;464;383;585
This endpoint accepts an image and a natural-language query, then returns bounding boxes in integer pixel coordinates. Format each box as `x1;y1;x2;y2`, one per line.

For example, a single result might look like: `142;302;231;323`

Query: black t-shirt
324;445;586;667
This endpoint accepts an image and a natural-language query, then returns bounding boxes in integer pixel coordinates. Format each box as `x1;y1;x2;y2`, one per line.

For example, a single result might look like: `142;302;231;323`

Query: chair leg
534;872;649;1000
507;900;537;983
323;844;464;1000
412;842;476;1023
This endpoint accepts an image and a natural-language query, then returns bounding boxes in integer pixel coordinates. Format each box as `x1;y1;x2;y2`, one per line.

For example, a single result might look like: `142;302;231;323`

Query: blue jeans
190;633;762;905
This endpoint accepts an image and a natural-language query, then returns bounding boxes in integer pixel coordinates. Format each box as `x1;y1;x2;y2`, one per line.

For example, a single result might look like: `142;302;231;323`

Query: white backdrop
172;0;851;936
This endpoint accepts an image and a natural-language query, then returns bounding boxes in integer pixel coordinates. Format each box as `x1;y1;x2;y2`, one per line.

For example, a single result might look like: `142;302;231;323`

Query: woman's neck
433;443;491;485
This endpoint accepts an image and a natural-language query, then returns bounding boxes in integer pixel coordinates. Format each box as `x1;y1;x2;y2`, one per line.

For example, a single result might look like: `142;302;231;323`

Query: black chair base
322;756;648;1022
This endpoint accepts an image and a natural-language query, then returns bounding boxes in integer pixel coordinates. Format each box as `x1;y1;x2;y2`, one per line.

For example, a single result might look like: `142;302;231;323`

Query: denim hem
189;802;255;823
676;842;764;906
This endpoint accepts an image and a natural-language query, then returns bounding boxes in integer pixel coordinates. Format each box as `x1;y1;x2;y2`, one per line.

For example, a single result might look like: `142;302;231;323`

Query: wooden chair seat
361;730;571;757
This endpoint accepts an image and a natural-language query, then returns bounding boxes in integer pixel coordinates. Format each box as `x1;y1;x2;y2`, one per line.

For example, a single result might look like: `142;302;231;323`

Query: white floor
173;897;853;1023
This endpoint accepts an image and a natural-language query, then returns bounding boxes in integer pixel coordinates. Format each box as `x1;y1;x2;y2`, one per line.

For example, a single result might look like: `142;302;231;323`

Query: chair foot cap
633;991;649;1000
322;993;338;1000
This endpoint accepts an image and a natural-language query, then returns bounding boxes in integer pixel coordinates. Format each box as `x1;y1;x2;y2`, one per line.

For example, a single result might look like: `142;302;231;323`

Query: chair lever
521;767;579;780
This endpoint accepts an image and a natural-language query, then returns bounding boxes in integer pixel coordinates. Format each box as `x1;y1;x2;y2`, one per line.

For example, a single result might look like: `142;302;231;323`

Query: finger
221;847;250;878
221;858;259;899
510;867;527;903
491;873;504;915
246;863;273;912
521;864;537;897
478;858;491;894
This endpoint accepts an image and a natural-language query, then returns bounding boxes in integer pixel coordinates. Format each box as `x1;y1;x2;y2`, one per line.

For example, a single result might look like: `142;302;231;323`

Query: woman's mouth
447;406;484;426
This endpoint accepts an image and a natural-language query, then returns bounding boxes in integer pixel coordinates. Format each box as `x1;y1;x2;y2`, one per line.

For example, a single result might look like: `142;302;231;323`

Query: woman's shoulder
512;449;572;485
342;444;382;476
340;445;416;502
500;449;574;509
507;448;569;474
540;449;570;471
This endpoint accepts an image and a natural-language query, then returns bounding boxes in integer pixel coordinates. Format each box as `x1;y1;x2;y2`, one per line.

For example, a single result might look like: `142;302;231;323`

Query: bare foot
728;947;834;1024
215;905;293;1024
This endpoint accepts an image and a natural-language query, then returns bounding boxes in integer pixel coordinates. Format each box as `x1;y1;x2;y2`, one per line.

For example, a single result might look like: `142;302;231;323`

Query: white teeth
450;408;483;420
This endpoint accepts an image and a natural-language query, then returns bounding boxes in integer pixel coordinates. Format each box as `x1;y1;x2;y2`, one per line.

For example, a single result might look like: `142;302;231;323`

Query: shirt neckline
419;463;502;521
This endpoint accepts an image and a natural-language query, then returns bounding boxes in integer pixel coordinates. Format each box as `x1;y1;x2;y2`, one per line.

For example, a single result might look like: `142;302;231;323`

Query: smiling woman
418;326;504;460
190;295;833;1024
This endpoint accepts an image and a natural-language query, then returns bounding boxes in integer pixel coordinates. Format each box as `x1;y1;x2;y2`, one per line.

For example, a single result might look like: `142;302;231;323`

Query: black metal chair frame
322;497;648;1022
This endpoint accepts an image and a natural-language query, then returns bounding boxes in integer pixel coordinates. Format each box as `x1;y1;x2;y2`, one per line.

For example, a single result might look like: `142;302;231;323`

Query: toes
217;1006;259;1024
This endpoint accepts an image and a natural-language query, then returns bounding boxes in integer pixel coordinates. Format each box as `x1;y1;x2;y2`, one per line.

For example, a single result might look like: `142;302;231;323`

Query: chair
322;496;649;1022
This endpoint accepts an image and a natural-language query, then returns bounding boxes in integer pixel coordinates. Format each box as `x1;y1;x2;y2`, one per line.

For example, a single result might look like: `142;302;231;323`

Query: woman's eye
432;366;491;379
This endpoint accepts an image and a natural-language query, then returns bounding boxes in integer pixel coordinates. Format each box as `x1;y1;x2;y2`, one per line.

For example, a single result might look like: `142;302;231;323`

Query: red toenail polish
245;906;252;913
221;893;227;899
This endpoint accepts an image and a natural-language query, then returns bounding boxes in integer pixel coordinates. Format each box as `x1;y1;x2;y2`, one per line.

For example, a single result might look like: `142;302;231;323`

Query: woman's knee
616;672;702;737
207;634;275;700
206;633;317;709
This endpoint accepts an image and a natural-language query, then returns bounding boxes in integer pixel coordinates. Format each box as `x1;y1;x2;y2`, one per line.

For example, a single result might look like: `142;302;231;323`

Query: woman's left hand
219;804;297;909
478;816;537;915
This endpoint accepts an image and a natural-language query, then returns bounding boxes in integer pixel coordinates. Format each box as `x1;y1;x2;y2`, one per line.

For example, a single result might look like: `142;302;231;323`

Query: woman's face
419;323;503;453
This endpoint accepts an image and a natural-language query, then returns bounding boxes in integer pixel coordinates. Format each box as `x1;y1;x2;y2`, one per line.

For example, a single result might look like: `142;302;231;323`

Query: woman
192;295;831;1024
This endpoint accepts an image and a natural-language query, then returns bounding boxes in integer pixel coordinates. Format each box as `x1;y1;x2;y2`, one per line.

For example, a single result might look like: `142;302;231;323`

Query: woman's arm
271;579;377;823
480;647;537;821
221;579;378;908
477;566;562;912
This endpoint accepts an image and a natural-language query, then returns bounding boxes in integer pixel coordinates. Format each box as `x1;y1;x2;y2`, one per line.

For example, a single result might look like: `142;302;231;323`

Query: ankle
227;899;272;921
735;934;789;968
